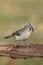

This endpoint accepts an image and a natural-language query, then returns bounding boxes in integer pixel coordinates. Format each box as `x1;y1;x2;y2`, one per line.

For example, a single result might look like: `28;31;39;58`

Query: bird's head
27;23;37;33
27;23;34;32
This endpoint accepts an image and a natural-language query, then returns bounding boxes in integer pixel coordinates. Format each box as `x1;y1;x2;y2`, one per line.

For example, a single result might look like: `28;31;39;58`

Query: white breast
15;30;32;40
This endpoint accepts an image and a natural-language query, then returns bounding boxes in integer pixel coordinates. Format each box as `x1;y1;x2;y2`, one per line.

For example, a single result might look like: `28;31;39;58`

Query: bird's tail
4;35;13;39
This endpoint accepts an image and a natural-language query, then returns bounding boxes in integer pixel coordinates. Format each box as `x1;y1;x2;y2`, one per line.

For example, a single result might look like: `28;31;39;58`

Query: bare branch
0;44;43;59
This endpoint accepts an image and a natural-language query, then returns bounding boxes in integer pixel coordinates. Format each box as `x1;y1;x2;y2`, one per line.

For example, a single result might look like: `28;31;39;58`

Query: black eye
32;28;34;30
29;28;31;30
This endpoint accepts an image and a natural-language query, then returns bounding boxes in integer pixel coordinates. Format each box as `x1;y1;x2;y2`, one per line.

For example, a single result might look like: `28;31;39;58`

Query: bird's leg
23;39;29;46
23;40;31;48
19;40;27;46
13;40;18;51
13;41;17;47
20;40;25;45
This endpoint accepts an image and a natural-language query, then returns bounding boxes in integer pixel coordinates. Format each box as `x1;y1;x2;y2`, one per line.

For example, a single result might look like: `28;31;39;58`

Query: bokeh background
0;0;43;65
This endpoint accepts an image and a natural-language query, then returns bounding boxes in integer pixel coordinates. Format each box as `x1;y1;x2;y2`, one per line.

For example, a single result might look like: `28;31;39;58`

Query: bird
4;23;34;47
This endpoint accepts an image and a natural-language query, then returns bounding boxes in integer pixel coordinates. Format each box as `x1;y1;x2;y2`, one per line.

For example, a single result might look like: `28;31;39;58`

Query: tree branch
0;44;43;59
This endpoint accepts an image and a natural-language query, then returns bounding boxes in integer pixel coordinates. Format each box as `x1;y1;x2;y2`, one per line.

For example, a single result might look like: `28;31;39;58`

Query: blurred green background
0;0;43;65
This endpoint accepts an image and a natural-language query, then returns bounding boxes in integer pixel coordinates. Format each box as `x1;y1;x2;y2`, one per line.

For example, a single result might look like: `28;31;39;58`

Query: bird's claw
25;43;31;48
13;43;17;47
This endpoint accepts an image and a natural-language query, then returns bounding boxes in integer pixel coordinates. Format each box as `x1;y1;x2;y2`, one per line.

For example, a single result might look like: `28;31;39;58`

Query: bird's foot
13;43;17;49
25;42;31;48
13;43;17;47
25;42;29;46
13;43;17;51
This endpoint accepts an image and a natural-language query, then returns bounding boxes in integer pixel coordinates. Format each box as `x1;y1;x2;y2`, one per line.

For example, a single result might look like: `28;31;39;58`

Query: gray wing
12;25;27;36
